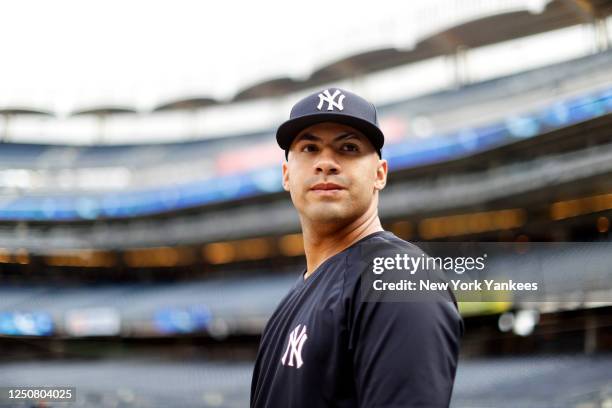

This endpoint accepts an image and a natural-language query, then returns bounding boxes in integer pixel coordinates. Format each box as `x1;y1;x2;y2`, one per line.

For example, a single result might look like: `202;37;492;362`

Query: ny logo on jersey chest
281;324;308;369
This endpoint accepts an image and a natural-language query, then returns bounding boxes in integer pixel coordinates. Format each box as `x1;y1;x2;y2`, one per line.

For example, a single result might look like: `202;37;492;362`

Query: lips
310;182;345;191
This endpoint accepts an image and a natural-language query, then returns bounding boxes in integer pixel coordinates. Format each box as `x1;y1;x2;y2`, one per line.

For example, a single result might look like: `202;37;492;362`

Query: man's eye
341;143;359;152
301;144;319;152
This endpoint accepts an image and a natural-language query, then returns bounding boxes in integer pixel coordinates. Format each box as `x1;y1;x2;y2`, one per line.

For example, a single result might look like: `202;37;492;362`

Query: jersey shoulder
342;231;426;286
342;230;460;309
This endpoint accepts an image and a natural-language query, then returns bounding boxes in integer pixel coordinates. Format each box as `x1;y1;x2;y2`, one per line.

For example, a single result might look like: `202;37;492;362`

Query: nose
314;147;340;175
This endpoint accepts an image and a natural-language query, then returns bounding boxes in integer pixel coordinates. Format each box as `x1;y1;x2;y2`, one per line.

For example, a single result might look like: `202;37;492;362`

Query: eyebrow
294;132;362;144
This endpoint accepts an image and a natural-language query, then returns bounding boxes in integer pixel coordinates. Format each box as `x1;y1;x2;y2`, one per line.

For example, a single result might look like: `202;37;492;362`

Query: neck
300;202;383;279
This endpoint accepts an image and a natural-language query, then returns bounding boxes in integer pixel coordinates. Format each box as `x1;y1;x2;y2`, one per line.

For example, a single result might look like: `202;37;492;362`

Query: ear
282;161;290;192
374;159;387;191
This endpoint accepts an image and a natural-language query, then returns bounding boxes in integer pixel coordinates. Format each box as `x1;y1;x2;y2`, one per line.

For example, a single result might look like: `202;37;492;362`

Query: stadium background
1;0;612;406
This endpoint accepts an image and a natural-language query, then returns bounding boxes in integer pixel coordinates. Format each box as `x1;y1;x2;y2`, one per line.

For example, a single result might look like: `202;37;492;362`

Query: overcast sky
1;0;553;114
0;0;441;113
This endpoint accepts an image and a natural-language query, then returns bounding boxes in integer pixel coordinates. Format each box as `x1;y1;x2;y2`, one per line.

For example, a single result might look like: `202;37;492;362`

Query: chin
306;204;355;224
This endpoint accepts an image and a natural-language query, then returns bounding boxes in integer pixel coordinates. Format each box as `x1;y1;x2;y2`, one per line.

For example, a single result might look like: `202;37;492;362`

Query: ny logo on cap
317;89;345;111
281;324;308;368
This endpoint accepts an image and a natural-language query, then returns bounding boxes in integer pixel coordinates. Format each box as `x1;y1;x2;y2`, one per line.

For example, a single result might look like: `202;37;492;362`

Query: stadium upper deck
0;50;610;222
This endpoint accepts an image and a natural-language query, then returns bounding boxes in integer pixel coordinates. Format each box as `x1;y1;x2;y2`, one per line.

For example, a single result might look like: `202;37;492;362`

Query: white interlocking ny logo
317;89;345;111
281;324;308;368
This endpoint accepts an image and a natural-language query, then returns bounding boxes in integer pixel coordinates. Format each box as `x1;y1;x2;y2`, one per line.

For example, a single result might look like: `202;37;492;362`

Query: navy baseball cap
276;88;384;159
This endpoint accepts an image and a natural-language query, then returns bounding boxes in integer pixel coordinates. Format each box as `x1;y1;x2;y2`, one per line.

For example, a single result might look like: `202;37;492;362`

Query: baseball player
250;88;463;407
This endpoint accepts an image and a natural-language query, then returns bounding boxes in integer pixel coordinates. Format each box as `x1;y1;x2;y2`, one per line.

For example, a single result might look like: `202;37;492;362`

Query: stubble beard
305;202;353;225
300;192;373;231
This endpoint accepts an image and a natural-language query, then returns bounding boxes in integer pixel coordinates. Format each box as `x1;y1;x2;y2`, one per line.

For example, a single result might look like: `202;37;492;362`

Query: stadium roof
1;0;611;117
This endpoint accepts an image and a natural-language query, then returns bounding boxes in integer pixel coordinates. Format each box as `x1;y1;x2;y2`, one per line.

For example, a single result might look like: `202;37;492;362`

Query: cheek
287;167;306;202
351;169;378;205
353;164;377;189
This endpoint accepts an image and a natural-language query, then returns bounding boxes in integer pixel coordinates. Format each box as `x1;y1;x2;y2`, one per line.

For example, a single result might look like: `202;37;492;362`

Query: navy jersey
250;230;463;408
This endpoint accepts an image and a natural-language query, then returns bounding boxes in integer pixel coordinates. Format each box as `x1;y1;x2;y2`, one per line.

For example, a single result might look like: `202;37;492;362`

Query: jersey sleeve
346;246;463;407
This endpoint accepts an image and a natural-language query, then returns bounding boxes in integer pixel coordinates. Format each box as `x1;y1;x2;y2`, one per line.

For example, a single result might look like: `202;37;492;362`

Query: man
251;88;463;407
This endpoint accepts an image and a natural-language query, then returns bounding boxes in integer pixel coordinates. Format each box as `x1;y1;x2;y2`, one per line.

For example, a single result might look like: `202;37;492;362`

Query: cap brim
276;112;384;153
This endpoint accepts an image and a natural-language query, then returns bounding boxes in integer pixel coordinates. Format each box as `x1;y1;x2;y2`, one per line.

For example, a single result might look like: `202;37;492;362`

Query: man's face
282;122;387;226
